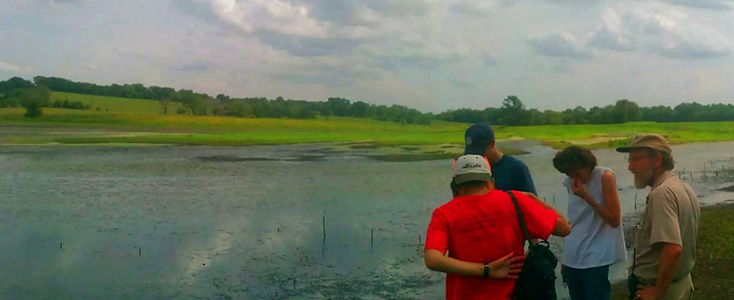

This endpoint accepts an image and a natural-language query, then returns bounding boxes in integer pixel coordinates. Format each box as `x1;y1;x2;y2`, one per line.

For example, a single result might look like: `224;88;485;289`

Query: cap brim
615;146;649;153
455;173;492;185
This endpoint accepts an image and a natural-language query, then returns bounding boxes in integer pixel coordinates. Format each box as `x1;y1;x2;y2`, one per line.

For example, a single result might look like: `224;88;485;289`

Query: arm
637;192;684;300
572;171;621;228
521;192;571;237
424;249;524;279
637;243;682;300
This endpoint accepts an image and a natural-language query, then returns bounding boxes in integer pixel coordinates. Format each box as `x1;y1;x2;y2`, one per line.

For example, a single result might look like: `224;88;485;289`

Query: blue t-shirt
491;155;537;195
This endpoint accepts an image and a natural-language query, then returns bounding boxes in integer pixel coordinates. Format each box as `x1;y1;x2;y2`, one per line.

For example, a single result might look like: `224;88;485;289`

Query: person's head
616;134;675;189
463;124;496;158
452;154;494;196
552;146;597;183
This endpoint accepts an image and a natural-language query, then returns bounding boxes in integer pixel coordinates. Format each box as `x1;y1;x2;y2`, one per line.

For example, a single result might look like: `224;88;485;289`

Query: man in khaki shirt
617;134;701;300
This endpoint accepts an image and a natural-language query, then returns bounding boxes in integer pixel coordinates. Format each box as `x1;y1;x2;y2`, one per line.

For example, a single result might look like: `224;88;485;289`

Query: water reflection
0;142;732;299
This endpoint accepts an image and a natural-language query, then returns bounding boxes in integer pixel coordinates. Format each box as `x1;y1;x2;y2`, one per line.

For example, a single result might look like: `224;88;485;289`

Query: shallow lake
1;141;732;299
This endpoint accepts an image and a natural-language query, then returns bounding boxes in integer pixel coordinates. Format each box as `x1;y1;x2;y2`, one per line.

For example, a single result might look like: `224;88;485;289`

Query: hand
636;285;663;300
571;179;590;200
489;252;525;279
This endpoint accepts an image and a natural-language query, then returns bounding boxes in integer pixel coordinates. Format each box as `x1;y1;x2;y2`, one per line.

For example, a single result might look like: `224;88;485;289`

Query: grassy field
50;91;185;115
611;204;734;300
501;122;734;149
3;92;734;147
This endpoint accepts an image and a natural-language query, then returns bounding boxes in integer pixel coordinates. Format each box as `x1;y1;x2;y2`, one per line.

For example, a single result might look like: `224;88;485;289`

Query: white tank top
562;166;627;269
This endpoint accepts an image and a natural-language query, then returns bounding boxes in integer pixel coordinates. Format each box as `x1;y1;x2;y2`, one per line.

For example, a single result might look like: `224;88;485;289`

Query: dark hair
552;146;597;174
647;149;675;171
457;180;489;189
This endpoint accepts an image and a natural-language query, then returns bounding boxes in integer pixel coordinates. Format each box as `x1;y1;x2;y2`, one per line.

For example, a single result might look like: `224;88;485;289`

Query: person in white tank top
553;146;627;300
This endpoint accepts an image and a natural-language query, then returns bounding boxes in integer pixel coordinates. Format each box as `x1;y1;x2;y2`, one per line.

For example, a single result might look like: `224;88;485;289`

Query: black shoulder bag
507;191;558;300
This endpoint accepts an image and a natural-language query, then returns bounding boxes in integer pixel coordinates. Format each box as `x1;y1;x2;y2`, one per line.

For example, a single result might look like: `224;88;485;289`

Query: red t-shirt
425;190;559;300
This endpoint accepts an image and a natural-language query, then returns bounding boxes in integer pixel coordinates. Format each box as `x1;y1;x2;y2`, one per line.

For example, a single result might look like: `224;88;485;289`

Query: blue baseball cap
463;123;495;155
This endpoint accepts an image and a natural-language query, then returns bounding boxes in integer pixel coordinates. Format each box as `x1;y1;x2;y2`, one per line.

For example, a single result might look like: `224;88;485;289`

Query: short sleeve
648;189;682;246
425;209;450;253
517;163;538;195
511;191;558;240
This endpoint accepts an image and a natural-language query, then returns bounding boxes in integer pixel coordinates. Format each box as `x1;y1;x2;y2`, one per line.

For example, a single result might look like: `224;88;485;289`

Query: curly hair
552;145;597;174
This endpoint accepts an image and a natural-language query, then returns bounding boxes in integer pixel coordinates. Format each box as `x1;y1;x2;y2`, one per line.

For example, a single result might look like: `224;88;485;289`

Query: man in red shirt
425;155;571;300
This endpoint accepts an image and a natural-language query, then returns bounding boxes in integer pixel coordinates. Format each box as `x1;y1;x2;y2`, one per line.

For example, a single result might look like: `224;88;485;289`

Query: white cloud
546;0;734;11
588;4;732;59
588;8;639;50
449;0;497;16
662;0;733;10
0;60;33;74
4;0;734;112
181;0;473;68
528;32;593;58
204;0;328;38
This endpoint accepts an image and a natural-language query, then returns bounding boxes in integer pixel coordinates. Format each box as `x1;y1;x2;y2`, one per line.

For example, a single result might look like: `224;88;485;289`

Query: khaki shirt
634;171;701;283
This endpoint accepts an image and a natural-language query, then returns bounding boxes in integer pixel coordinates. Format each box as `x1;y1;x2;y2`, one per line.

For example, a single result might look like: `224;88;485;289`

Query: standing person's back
491;154;536;194
463;123;537;194
425;155;571;300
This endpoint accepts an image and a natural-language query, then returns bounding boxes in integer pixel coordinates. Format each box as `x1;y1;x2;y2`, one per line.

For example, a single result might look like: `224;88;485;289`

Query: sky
1;0;734;113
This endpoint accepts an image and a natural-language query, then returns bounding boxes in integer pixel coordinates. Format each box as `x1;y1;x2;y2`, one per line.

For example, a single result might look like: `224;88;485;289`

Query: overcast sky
1;0;733;112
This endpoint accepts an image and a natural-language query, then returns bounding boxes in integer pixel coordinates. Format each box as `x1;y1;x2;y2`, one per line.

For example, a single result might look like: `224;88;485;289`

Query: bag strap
507;191;532;245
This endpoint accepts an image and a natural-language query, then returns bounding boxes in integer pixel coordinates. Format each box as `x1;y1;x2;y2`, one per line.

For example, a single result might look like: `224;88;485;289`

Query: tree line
0;77;50;117
436;95;734;125
1;76;433;124
2;76;734;124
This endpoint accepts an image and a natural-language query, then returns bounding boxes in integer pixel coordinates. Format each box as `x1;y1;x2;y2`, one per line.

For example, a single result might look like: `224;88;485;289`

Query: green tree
226;100;252;117
295;107;316;119
641;105;675;122
216;94;230;101
319;103;332;116
500;95;527;125
0;77;33;92
350;101;370;118
674;103;703;122
24;101;42;117
613;99;642;123
20;85;51;117
328;97;351;117
190;97;208;115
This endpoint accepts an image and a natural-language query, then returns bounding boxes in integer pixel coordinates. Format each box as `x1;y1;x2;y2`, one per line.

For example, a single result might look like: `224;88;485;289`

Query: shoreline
3;119;734;149
1;132;734;150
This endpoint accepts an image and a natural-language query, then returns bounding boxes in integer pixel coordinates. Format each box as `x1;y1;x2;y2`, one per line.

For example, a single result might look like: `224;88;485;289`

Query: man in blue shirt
462;123;537;195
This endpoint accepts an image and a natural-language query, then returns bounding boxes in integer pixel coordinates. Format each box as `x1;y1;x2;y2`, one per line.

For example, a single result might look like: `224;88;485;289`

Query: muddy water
1;142;732;299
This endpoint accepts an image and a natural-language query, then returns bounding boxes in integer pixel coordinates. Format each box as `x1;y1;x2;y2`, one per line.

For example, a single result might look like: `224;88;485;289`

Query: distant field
500;122;734;149
50;91;185;115
3;92;734;147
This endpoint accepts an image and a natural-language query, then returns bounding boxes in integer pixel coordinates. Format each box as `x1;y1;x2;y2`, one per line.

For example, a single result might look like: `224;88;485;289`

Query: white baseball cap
452;155;493;185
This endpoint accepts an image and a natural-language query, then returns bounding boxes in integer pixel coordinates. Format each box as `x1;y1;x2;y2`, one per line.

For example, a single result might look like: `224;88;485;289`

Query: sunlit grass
612;204;734;300
50;92;185;115
4;98;734;147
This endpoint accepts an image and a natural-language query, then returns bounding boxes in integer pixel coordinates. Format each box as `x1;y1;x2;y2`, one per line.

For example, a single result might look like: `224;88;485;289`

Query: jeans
562;264;611;300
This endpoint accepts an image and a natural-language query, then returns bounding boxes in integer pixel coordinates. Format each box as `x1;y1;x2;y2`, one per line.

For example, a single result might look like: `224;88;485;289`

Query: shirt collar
651;170;675;191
